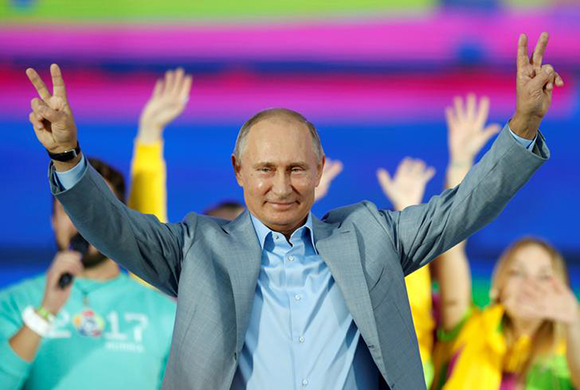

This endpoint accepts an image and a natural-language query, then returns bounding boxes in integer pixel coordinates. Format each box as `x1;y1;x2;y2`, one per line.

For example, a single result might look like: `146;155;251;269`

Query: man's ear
315;155;325;186
231;154;243;187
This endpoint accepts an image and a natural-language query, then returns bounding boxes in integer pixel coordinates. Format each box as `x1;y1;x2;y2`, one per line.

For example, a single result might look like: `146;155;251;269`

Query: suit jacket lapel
223;212;384;367
223;210;262;355
312;216;383;365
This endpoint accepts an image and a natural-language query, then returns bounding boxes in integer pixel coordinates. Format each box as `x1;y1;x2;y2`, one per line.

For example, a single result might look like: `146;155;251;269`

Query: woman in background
432;95;580;389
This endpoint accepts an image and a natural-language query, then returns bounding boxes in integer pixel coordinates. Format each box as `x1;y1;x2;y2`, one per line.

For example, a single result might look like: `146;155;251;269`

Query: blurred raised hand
446;94;501;165
314;158;343;202
445;94;501;187
138;68;193;143
377;158;435;211
505;277;579;325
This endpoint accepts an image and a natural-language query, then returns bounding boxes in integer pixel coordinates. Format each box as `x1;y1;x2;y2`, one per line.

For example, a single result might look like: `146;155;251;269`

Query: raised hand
541;278;580;325
445;94;501;188
377;158;435;211
446;94;501;165
138;68;192;143
511;32;564;139
26;64;78;157
505;277;579;325
314;158;343;202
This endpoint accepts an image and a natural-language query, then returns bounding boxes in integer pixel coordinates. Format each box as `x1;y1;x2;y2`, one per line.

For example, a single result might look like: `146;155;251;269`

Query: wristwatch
47;142;81;162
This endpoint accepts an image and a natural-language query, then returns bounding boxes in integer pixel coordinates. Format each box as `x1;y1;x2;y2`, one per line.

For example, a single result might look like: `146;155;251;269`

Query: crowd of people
0;32;578;389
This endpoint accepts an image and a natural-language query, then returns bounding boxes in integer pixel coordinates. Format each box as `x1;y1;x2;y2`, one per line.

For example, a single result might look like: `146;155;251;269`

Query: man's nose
271;171;292;198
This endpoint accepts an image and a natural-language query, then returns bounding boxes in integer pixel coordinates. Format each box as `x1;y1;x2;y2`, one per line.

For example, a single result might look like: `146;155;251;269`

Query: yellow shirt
405;265;435;387
127;140;167;287
128;140;167;223
432;305;572;390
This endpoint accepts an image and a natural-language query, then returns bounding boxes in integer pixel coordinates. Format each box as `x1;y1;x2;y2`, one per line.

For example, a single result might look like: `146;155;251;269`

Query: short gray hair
233;108;324;162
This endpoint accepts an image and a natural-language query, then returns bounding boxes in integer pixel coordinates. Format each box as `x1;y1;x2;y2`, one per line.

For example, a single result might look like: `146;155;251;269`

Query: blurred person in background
0;68;190;389
26;32;560;389
128;67;191;224
127;67;191;286
431;95;580;389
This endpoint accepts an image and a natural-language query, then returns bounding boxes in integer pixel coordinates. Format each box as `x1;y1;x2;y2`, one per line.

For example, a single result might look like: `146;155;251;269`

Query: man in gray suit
25;32;562;389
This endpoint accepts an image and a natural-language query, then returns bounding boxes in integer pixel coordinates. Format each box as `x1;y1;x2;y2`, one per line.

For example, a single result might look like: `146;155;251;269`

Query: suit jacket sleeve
50;162;192;297
371;125;549;276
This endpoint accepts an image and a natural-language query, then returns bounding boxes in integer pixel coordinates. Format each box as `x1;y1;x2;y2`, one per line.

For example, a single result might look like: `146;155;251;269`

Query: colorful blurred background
1;0;579;304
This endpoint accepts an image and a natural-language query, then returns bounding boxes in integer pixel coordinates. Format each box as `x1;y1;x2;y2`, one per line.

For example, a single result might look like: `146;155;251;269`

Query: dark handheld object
57;273;74;289
58;233;89;289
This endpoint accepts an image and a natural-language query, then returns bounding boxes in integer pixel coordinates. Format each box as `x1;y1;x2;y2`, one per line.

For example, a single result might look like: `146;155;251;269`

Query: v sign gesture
26;64;80;170
511;32;564;139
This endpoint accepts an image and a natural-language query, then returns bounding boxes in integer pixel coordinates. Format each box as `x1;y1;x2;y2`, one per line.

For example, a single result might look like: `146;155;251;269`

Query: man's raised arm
374;32;561;275
26;64;187;297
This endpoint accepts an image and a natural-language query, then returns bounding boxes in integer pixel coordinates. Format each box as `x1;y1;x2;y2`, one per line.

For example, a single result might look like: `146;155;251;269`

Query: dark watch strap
47;142;81;162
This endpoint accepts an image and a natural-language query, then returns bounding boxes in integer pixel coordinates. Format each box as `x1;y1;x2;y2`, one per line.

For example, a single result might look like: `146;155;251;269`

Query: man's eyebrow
252;161;310;168
252;162;276;168
288;162;310;169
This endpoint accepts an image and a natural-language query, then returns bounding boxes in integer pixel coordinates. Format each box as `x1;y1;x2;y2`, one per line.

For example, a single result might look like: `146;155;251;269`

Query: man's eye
291;168;304;172
259;167;271;172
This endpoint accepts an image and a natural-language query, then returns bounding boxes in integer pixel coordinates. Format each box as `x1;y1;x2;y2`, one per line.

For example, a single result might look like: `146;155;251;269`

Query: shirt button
302;379;308;386
274;234;279;240
288;256;294;261
294;294;301;301
299;336;305;343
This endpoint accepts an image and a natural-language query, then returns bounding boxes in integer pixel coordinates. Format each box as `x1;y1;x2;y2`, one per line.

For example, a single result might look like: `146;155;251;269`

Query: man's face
232;117;324;235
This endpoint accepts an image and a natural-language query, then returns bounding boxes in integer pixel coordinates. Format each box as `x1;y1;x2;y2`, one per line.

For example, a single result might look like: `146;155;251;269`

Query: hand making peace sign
26;64;78;157
511;32;564;139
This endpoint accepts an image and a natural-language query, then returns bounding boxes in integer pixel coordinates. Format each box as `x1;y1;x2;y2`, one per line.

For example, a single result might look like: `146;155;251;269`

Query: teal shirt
0;272;176;389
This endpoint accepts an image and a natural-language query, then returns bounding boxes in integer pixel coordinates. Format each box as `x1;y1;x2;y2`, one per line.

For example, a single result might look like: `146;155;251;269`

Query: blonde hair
490;237;570;380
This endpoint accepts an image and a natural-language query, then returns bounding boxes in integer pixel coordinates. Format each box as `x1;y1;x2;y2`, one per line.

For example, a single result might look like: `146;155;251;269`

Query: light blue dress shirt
231;214;378;389
53;126;537;389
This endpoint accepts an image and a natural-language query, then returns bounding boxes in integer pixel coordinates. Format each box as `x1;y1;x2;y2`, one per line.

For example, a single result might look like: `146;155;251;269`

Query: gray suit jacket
52;127;548;389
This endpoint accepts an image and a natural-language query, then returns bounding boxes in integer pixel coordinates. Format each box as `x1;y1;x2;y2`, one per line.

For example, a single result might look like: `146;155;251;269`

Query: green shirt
0;272;176;389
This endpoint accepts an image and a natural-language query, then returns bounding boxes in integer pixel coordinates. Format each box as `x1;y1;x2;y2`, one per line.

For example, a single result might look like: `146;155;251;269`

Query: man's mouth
267;201;297;210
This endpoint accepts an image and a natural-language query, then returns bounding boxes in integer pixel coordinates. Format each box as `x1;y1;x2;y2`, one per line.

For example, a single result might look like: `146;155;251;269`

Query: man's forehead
246;120;312;149
250;115;310;132
245;123;314;157
237;112;321;166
